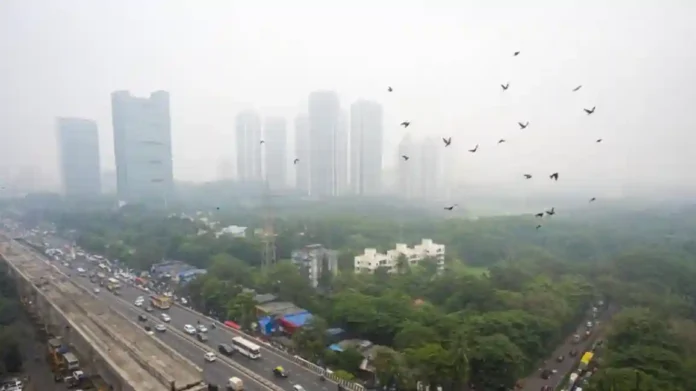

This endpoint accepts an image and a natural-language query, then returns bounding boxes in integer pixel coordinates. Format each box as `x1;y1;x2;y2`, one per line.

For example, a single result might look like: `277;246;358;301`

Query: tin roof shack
278;311;313;335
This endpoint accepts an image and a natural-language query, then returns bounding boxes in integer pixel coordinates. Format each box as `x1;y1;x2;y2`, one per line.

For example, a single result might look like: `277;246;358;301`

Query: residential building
111;90;173;201
308;90;340;197
236;110;262;182
334;110;349;195
354;239;445;274
263;117;288;189
56;117;101;196
215;225;247;238
294;114;311;194
290;244;339;288
350;100;384;195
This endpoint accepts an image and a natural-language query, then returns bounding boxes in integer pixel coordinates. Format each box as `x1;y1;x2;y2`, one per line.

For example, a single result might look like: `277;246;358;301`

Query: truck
227;376;243;391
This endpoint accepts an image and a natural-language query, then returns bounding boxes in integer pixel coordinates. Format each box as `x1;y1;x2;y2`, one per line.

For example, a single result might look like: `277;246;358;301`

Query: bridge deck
4;244;203;391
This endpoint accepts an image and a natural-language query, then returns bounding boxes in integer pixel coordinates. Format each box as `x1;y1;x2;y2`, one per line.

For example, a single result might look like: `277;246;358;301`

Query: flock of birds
389;51;601;230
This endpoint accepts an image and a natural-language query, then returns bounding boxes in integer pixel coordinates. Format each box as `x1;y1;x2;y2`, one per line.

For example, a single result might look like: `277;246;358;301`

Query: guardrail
166;299;366;391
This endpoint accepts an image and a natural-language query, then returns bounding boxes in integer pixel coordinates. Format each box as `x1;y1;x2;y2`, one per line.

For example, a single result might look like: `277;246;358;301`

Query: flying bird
442;137;452;147
388;86;393;92
400;121;411;128
549;172;559;181
536;224;542;230
260;140;265;144
501;83;509;91
572;85;582;92
584;106;596;115
596;139;603;143
216;207;220;210
589;197;596;203
498;139;506;144
468;145;479;153
518;122;529;129
523;174;532;179
535;212;544;218
401;155;410;161
546;207;556;216
293;158;300;165
444;204;457;211
514;51;520;56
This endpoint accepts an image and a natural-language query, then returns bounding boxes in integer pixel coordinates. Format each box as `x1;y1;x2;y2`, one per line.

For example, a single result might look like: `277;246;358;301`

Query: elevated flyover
0;237;207;391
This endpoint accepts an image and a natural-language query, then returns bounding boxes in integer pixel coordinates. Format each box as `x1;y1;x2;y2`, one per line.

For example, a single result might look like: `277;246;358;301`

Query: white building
291;244;339;288
354;239;445;274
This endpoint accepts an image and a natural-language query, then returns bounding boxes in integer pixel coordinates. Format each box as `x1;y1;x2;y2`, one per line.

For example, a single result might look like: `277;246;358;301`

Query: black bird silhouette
501;83;509;91
442;137;452;147
518;122;529;129
388;86;393;92
260;140;265;144
293;158;300;165
400;121;411;128
546;207;556;216
572;85;582;92
536;224;542;230
596;139;602;143
216;207;220;210
549;172;559;181
523;174;532;179
589;197;596;203
401;155;409;161
514;51;520;56
584;106;596;115
535;212;544;218
468;144;479;153
498;139;506;144
444;204;457;211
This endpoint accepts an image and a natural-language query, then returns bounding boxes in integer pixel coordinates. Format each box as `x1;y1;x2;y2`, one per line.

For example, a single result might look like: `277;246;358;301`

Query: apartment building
354;239;445;274
290;244;339;288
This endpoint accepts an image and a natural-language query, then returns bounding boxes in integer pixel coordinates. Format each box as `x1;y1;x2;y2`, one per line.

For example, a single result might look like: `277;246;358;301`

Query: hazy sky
1;0;695;196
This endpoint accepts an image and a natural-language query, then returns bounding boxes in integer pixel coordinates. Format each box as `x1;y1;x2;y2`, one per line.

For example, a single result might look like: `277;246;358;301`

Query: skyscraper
56;117;101;196
308;90;340;197
294;114;310;194
350;100;384;196
397;134;417;199
111;90;173;201
263;117;288;190
235;110;262;182
334;110;349;196
420;137;441;201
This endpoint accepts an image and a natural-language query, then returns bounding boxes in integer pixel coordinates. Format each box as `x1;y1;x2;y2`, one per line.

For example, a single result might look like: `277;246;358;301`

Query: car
197;324;208;333
155;324;167;332
556;355;565;362
218;344;235;356
586;321;593;328
134;300;143;307
540;386;552;391
541;369;552;380
93;288;100;294
138;314;147;322
569;349;578;357
196;333;209;342
272;366;288;378
144;325;154;335
145;306;154;313
292;385;306;391
204;352;216;362
161;313;171;322
184;324;196;335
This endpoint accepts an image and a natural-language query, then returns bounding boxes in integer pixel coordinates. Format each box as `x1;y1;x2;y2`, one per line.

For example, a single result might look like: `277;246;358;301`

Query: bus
231;337;261;359
150;295;172;310
106;278;121;292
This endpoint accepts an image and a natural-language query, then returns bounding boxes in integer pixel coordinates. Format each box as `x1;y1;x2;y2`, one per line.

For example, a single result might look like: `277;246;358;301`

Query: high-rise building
56;117;101;196
263;117;287;190
334;110;349;196
420;137;441;201
350;100;384;196
236;110;262;182
308;90;340;197
294;114;310;194
111;90;173;201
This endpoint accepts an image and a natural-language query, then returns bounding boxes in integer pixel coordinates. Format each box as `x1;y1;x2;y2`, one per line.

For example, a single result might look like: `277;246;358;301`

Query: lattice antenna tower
261;173;277;270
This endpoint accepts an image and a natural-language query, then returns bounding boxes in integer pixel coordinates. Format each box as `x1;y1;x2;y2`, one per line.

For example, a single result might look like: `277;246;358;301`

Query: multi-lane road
32;239;338;391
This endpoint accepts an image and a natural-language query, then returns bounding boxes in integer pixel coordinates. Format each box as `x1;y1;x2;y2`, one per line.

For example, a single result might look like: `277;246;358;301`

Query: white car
293;385;306;391
161;313;171;322
184;324;196;335
204;352;216;362
586;321;593;328
134;300;143;307
197;324;208;333
155;324;167;332
93;288;100;294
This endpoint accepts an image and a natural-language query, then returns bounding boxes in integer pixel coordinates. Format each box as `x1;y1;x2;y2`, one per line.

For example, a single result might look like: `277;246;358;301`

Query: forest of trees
21;202;696;390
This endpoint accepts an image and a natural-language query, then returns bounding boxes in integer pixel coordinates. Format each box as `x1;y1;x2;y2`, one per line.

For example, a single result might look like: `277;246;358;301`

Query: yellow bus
150;295;172;310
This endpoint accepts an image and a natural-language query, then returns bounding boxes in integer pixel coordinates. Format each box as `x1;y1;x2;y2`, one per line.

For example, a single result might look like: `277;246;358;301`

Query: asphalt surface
520;306;617;391
36;242;335;391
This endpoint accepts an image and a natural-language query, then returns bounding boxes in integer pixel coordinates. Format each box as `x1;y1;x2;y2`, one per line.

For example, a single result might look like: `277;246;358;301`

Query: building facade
236;110;262;182
334;110;349;196
56;117;101;196
354;239;445;274
111;90;173;201
350;100;384;196
263;117;287;190
308;91;340;197
294;114;311;194
291;244;339;288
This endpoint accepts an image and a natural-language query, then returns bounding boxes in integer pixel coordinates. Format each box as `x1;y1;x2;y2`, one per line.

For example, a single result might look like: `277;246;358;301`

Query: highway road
36;241;339;391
